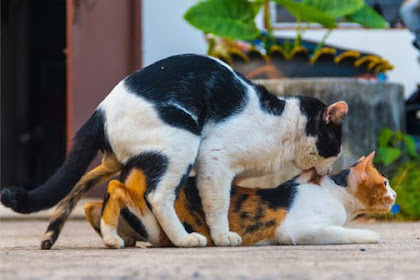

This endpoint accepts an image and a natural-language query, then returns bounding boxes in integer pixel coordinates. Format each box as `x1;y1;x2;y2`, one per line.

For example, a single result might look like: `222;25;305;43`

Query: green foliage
390;161;420;220
303;0;364;18
346;4;387;28
375;128;420;220
184;0;261;40
184;0;388;57
376;128;418;165
272;0;336;27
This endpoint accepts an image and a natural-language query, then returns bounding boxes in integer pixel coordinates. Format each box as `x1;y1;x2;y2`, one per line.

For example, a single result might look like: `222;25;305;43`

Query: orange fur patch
84;201;103;235
354;164;391;213
98;170;290;247
102;169;150;228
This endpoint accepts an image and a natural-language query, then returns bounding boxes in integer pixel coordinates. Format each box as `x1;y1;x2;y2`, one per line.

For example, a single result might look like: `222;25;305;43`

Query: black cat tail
1;109;109;214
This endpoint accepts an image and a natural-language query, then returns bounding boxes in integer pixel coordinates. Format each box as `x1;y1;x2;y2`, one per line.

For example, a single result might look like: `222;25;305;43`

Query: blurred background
1;0;419;219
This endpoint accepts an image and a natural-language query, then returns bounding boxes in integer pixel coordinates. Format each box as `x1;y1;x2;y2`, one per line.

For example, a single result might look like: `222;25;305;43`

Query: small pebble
360;245;366;251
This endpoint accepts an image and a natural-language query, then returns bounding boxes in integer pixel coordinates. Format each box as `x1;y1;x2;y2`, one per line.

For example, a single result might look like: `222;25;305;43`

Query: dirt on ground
0;220;419;280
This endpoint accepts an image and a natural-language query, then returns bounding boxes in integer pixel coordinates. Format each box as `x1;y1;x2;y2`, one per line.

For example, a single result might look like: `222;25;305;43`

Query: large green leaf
273;0;337;28
184;0;261;40
378;128;395;148
346;4;387;28
303;0;364;18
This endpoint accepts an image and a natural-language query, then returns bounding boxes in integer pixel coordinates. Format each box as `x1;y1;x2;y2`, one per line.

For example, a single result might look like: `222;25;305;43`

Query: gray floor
1;220;419;280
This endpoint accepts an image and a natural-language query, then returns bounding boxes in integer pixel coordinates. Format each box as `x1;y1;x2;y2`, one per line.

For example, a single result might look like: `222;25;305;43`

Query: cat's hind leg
100;180;128;249
85;202;139;248
290;225;380;245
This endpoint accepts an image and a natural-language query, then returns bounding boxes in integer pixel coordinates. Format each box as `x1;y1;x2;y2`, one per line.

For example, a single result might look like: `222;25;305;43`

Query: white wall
142;0;420;98
142;0;207;66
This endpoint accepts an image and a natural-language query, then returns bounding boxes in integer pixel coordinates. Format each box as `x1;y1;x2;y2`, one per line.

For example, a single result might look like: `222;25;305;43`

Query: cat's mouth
376;199;396;213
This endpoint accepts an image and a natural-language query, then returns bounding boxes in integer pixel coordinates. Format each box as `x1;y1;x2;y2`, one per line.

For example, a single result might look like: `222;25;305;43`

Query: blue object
377;72;388;82
391;204;400;214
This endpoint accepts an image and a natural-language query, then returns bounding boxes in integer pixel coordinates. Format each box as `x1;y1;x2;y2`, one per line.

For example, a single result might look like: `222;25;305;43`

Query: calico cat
1;54;348;248
85;152;396;248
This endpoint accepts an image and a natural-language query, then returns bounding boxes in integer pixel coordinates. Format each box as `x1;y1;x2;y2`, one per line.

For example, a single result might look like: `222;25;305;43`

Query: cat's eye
383;181;388;187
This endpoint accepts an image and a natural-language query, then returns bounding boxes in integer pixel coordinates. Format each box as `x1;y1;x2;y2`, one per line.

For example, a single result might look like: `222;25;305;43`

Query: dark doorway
1;0;67;187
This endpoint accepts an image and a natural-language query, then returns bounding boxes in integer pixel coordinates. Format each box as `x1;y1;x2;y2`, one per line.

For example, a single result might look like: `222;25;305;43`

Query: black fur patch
120;207;149;239
245;220;276;234
124;54;249;134
253;205;264;221
93;226;101;235
265;220;276;227
183;222;195;233
120;152;169;197
183;178;206;228
246;222;264;233
298;96;342;158
101;193;111;215
256;85;285;116
157;104;201;135
175;164;194;198
184;177;204;215
40;216;66;249
234;194;249;212
256;179;298;210
240;211;250;219
330;169;350;187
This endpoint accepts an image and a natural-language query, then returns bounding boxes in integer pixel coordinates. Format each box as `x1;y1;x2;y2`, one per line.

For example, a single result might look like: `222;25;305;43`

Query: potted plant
184;0;393;78
184;0;405;186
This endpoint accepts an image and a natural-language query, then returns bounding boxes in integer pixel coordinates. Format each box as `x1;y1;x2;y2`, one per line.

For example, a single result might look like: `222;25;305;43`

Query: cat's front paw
103;234;125;249
213;231;242;247
177;232;207;247
362;230;380;244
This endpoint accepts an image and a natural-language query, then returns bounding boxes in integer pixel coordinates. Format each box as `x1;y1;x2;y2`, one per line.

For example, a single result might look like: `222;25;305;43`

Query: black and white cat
1;54;347;247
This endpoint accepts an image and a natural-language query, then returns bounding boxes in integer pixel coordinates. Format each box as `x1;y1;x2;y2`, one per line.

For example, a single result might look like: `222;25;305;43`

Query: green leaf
184;0;261;40
346;4;387;28
273;0;337;28
378;128;394;148
303;0;364;18
250;0;264;16
377;147;401;165
402;134;419;158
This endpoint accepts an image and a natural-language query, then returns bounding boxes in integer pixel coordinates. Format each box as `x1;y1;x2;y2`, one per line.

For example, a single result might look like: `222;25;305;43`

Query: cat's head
347;152;396;213
294;97;348;175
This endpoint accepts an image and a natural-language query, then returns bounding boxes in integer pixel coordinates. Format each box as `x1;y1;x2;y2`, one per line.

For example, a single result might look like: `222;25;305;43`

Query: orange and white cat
85;152;396;248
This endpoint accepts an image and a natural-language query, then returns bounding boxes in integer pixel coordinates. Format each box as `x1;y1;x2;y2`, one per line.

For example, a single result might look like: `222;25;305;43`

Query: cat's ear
323;101;348;125
352;155;369;182
356;156;365;163
365;151;375;167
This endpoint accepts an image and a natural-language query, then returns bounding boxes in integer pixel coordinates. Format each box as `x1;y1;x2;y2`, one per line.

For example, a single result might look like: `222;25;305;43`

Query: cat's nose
387;189;397;201
391;189;397;199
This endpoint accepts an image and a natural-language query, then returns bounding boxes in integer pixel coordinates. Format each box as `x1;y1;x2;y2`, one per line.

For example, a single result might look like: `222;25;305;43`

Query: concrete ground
0;220;419;280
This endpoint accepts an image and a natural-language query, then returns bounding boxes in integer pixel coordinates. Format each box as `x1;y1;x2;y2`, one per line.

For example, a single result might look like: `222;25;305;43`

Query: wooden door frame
65;0;142;149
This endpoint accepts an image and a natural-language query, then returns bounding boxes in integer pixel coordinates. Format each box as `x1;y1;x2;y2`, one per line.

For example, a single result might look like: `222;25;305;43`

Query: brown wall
66;0;142;146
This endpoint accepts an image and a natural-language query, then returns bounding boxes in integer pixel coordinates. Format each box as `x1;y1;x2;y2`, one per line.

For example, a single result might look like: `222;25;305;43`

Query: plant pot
229;38;393;79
